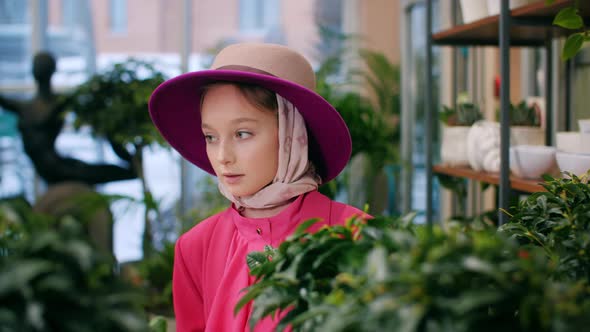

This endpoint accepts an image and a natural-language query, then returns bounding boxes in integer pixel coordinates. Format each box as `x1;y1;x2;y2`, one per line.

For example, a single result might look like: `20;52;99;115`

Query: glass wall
401;0;441;222
0;0;337;262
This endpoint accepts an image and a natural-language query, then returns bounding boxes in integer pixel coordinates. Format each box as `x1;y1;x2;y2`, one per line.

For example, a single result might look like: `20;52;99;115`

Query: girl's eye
236;131;252;139
204;134;217;143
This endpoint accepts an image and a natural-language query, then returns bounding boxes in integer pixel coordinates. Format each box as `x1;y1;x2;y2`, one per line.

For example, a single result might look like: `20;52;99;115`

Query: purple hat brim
148;69;351;183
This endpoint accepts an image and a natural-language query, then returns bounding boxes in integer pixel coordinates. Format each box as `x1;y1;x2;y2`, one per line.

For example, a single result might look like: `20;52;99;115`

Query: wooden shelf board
433;165;546;193
433;0;590;47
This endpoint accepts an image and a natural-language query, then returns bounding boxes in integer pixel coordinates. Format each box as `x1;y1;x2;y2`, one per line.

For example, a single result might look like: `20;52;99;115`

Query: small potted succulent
506;100;544;147
439;102;483;167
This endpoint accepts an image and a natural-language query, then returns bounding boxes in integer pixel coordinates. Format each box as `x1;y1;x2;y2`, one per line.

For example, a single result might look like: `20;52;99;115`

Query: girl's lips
223;174;244;184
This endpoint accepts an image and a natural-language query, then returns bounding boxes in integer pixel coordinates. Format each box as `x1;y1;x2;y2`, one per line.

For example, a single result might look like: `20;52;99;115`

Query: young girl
149;43;366;331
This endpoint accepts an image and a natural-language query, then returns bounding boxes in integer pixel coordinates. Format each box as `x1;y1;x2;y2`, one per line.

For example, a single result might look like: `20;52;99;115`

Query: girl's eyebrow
201;118;259;129
230;117;259;124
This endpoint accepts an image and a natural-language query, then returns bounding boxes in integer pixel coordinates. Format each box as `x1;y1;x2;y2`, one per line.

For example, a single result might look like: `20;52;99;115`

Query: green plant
66;59;168;257
512;101;540;126
496;101;540;126
500;172;590;282
440;102;483;126
237;214;590;331
547;0;589;60
149;316;168;332
315;51;400;211
136;242;175;316
0;201;148;332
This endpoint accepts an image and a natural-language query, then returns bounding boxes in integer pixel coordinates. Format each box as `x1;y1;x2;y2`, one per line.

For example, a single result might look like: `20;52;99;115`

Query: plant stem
133;147;154;258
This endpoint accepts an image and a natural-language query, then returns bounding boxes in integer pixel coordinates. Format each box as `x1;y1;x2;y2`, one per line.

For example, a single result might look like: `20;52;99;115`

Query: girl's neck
239;199;293;219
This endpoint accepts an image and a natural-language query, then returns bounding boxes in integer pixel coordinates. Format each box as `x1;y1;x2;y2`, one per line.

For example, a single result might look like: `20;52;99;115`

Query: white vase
460;0;488;24
487;0;537;16
441;125;471;167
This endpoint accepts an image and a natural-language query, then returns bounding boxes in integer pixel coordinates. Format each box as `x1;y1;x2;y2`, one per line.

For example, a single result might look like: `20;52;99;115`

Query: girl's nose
216;140;235;165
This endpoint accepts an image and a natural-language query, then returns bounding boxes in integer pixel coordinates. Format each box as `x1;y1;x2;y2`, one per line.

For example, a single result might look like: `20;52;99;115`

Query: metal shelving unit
424;0;590;226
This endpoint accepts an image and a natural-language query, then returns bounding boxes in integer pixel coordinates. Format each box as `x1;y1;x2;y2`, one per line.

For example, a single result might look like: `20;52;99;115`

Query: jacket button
256;227;262;235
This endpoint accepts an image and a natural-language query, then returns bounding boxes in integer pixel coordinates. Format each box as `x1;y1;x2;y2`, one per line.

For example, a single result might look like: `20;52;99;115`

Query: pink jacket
173;190;365;331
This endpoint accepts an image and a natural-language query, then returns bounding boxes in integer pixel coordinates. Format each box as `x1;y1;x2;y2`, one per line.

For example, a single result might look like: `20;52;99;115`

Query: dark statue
0;52;140;254
0;52;137;185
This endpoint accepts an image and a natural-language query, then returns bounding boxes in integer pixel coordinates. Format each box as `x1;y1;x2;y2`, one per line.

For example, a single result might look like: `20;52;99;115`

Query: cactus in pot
440;102;483;126
496;100;544;147
509;100;540;127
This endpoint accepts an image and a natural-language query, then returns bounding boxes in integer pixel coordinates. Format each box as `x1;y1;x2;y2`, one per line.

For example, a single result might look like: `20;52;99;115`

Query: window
62;0;77;27
0;0;27;24
400;0;441;222
109;0;127;34
239;0;279;33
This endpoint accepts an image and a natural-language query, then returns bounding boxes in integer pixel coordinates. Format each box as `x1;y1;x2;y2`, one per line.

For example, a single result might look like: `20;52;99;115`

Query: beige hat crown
211;43;316;91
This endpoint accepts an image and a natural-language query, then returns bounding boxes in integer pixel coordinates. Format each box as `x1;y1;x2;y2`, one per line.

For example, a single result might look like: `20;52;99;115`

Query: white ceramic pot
511;126;544;146
578;119;590;133
467;122;545;173
460;0;488;23
487;0;536;16
441;125;471;167
556;152;590;177
510;145;557;179
511;0;537;8
556;132;590;155
487;0;500;15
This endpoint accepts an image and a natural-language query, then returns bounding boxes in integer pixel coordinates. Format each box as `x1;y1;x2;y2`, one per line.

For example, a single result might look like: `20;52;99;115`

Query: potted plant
440;101;483;167
507;100;544;147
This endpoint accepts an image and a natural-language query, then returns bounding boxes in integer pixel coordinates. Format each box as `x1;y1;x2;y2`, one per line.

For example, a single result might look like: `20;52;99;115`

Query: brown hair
200;82;278;113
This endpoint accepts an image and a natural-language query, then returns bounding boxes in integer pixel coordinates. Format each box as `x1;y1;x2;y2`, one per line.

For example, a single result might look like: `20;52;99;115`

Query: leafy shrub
238;214;590;331
0;202;149;332
500;173;590;282
136;242;175;316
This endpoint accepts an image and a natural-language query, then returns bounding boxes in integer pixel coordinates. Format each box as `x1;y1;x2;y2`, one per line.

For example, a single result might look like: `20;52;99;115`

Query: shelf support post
425;0;434;231
499;0;511;226
545;31;553;145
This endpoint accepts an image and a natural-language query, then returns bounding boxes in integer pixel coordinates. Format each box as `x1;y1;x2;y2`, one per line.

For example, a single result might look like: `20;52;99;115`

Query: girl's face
201;84;279;197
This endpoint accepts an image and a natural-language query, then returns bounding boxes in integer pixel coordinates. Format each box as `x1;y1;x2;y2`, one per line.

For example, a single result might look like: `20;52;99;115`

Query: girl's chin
226;187;264;198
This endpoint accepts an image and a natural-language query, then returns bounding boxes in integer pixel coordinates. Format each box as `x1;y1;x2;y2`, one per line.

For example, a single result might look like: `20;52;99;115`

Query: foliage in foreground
0;201;149;332
238;211;590;331
500;173;590;282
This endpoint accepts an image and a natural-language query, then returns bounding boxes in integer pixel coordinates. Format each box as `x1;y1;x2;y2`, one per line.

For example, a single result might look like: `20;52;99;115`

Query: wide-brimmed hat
148;43;351;182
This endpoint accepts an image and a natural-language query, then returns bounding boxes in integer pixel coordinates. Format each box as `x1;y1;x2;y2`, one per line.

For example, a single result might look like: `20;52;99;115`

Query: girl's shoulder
304;191;370;225
330;200;371;225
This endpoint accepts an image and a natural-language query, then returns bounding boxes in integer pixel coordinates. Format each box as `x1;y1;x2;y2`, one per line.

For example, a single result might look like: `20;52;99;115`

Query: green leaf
562;33;585;60
149;316;167;332
293;218;321;236
234;283;266;315
0;260;52;295
246;252;269;270
553;7;583;29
